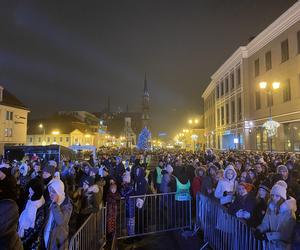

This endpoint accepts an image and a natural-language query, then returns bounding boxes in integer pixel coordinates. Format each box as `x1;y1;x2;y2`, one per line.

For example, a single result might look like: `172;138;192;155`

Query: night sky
1;0;297;136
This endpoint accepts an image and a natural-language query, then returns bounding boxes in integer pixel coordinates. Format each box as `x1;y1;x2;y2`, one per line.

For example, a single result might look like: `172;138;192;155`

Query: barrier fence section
196;194;273;250
69;206;107;250
116;192;192;239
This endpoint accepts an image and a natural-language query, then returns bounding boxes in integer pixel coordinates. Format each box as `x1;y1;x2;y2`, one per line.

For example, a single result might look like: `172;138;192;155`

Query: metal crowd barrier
69;206;107;250
116;192;192;239
196;193;273;250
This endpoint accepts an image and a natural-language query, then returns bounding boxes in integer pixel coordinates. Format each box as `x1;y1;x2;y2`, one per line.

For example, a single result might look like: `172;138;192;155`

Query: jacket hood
223;165;237;181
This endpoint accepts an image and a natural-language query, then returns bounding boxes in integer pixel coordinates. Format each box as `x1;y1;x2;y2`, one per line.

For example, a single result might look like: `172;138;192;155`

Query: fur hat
271;184;287;200
276;165;288;174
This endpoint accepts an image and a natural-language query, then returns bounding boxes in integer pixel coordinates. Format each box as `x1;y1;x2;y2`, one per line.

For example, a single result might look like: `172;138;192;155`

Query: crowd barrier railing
69;206;107;250
196;193;274;250
116;192;192;239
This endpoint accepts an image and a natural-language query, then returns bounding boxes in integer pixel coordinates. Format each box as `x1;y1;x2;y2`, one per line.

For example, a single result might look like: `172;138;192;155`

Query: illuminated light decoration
42;141;46;146
85;134;91;138
259;81;267;89
245;120;254;129
52;131;60;135
234;138;239;144
39;124;43;128
272;81;280;90
262;119;280;137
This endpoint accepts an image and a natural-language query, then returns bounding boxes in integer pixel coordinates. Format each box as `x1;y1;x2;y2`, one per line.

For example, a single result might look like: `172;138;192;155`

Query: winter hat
271;184;287;200
42;164;55;177
259;179;272;193
28;178;44;201
239;182;254;193
195;166;206;177
48;179;65;205
82;176;95;187
123;170;131;183
275;180;288;190
276;165;288;174
165;164;173;174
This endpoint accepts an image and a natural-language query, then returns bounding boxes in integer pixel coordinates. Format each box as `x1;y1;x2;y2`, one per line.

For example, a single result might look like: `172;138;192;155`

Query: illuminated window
4;128;12;137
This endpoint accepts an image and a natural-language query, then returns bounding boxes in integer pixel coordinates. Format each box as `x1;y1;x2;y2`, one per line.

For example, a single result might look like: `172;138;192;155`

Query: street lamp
38;123;46;145
259;81;281;152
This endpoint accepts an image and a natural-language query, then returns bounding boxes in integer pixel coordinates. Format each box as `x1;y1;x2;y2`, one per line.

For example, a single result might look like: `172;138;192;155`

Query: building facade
202;1;300;151
0;86;29;153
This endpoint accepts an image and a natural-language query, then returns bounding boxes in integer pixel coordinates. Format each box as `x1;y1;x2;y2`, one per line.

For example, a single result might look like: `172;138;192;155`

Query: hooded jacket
257;197;296;250
214;165;238;205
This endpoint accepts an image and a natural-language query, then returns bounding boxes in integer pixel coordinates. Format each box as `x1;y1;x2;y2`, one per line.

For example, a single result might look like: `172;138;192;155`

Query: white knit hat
275;180;288;190
271;184;287;200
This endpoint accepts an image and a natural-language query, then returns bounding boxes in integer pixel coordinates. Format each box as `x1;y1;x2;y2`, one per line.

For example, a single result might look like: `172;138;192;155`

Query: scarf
18;196;45;237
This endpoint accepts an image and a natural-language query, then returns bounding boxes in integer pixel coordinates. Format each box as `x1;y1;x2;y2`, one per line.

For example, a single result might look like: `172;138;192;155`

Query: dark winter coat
115;163;125;185
120;184;135;218
106;191;121;234
201;175;217;198
192;176;203;200
0;169;17;201
251;197;269;228
0;199;23;250
228;193;256;219
80;185;100;215
43;196;73;250
22;204;46;250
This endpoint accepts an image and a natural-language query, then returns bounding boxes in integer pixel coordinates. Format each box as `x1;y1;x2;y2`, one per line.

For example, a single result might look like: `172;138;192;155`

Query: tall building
142;73;150;129
202;1;300;151
0;86;29;153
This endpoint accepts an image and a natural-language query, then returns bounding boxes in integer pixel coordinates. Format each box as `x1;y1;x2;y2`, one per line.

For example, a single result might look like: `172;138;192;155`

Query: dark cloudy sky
1;0;297;136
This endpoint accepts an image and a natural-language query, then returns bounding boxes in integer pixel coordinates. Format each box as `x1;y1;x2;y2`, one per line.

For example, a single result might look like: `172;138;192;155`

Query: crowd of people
0;148;299;249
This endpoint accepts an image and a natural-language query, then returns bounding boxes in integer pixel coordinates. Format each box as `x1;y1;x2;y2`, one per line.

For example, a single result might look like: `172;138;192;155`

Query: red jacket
192;176;202;199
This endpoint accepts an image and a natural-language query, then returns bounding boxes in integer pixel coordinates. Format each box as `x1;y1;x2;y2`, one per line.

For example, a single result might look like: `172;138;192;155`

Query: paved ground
113;230;205;250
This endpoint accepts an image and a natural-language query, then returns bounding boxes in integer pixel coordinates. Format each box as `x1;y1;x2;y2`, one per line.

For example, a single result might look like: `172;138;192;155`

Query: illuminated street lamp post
259;81;281;152
39;123;46;145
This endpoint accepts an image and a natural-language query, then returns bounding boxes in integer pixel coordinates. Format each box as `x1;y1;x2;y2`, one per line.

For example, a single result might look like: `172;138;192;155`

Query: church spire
144;72;149;96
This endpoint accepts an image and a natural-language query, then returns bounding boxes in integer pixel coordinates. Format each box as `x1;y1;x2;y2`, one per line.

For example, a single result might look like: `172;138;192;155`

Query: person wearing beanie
228;182;256;222
201;164;218;197
42;164;56;207
160;164;176;194
191;166;206;200
215;165;238;205
0;199;23;250
43;179;72;250
18;178;46;249
252;179;272;228
255;182;296;249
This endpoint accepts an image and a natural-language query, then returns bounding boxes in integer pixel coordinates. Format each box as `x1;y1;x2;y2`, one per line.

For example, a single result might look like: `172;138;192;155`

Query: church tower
142;73;150;129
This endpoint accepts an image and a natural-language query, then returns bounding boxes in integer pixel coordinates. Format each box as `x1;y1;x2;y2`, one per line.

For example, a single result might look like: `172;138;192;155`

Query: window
6;111;13;120
221;106;224;125
38;137;41;142
283;79;291;102
216;85;219;99
254;59;259;77
66;137;69;142
265;51;272;71
256;91;261;110
47;137;50;142
226;103;229;124
267;92;273;107
281;39;289;63
231;101;235;123
217;109;220;126
297;31;300;54
230;72;234;89
30;137;33;143
238;97;242;121
4;128;12;137
237;67;241;85
221;81;224;96
225;77;229;93
60;137;63;142
53;137;56;142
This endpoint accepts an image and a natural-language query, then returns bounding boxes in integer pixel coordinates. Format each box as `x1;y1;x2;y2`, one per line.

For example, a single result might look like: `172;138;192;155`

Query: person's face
198;170;204;177
84;166;90;174
42;171;51;179
240;172;247;182
110;186;117;194
209;168;216;176
255;164;262;173
235;162;242;170
248;171;255;180
34;164;40;172
258;188;267;199
271;194;281;204
159;161;164;167
279;168;288;180
226;169;234;180
238;185;247;196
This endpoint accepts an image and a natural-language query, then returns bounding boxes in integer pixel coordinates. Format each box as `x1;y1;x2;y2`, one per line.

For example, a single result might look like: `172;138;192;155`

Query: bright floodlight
195;119;199;124
272;82;280;90
259;81;267;89
39;124;43;128
188;119;193;124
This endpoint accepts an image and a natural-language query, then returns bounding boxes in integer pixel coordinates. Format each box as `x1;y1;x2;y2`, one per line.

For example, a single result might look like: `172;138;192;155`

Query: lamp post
39;123;46;145
259;81;280;152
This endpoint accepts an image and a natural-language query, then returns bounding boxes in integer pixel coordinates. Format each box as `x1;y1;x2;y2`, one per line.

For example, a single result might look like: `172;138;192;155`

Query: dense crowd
0;148;299;250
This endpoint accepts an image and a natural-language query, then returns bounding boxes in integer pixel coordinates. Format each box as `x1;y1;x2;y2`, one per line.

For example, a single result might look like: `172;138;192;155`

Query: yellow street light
39;124;43;128
195;119;199;124
85;134;91;138
52;130;60;135
259;81;267;89
272;82;280;90
188;119;193;124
